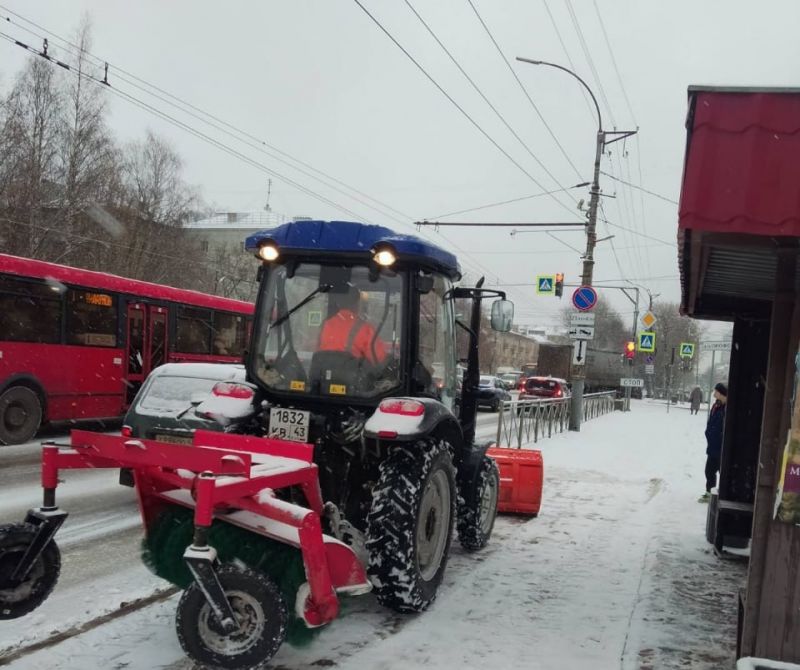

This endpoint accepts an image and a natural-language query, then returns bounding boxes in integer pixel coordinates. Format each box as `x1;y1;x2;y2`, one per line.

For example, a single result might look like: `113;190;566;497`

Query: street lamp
516;57;636;431
516;57;603;287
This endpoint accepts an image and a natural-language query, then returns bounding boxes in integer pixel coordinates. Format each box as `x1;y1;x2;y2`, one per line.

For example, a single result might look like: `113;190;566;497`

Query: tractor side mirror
490;299;514;332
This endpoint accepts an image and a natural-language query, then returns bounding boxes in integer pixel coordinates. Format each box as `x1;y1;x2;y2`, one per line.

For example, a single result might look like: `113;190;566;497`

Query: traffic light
555;273;564;298
625;341;636;360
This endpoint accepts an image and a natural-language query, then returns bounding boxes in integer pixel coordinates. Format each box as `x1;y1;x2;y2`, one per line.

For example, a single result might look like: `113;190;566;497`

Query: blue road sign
645;354;654;364
638;331;656;353
536;275;555;295
572;285;598;312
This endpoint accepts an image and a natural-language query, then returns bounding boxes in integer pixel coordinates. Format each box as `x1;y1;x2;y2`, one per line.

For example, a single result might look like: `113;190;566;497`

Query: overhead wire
351;0;579;220
541;0;596;123
1;9;565;311
590;0;652;275
600;170;678;205
0;7;415;226
465;0;584;180
403;0;582;206
429;183;587;219
0;18;513;294
563;0;616;129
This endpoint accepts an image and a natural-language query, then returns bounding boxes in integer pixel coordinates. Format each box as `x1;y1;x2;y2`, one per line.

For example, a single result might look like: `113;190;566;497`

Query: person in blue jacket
700;383;728;502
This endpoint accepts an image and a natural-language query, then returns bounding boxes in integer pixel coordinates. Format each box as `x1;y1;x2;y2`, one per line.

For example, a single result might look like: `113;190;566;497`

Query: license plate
154;433;193;445
268;408;310;443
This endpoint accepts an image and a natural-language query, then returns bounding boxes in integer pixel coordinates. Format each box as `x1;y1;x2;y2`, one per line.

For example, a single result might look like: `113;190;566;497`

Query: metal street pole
516;58;637;431
517;58;600;431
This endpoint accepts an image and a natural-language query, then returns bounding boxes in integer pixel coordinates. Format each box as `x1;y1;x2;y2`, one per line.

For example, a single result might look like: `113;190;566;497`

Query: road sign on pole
572;340;587;366
536;275;555;295
700;341;732;352
568;325;595;340
570;312;596;327
638;331;656;353
620;378;644;388
640;311;657;330
679;342;695;359
645;364;655;375
572;285;598;311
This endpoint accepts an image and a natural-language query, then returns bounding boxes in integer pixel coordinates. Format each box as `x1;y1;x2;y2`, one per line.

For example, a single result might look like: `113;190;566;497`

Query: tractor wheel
176;563;287;670
457;455;500;551
366;438;456;613
0;523;61;619
0;387;43;446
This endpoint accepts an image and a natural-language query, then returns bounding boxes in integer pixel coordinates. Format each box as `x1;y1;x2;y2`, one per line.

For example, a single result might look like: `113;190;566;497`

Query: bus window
0;276;62;344
66;289;118;347
212;311;246;357
176;307;212;354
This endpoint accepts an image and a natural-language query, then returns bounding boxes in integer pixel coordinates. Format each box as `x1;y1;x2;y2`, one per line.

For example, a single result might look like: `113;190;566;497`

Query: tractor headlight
257;242;279;262
373;246;396;267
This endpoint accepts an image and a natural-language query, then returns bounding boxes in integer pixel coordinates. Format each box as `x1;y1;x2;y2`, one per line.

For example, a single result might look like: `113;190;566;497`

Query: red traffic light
625;341;636;359
555;273;564;298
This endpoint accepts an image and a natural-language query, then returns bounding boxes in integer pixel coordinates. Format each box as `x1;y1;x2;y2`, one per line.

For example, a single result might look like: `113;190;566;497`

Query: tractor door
417;274;457;412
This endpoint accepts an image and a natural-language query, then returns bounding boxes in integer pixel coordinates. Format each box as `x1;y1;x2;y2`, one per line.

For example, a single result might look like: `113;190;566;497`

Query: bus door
125;303;169;405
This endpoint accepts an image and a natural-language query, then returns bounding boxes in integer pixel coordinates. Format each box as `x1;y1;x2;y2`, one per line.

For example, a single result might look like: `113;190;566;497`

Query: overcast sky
3;0;798;332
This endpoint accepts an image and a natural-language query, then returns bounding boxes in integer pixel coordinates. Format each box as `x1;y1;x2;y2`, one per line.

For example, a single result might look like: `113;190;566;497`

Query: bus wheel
0;387;43;446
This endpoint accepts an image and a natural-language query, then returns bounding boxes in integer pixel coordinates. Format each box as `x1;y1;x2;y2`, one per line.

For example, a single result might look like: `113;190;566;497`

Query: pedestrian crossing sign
680;342;695;359
536;275;555;295
638;331;656;353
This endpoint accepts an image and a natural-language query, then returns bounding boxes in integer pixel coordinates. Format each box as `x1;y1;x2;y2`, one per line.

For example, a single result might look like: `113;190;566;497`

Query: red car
519;376;571;400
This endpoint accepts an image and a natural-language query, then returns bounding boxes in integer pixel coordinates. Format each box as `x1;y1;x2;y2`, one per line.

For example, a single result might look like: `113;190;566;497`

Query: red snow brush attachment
486;446;543;516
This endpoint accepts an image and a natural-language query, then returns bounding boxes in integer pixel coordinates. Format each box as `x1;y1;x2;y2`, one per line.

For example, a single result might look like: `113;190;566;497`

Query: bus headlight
257;242;279;262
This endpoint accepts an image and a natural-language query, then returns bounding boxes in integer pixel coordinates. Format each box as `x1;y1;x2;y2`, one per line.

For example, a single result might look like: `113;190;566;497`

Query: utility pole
517;57;636;431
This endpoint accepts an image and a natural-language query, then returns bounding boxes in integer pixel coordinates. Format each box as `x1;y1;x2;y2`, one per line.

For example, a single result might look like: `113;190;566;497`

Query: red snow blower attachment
487;446;544;516
0;429;371;669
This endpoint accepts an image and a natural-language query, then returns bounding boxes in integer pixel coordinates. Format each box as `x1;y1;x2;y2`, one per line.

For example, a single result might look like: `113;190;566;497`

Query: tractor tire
366;438;456;613
0;522;61;619
0;386;43;446
176;563;288;670
457;455;500;551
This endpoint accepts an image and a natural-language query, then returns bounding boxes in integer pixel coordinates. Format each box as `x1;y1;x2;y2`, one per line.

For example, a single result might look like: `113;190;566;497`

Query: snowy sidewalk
2;401;745;669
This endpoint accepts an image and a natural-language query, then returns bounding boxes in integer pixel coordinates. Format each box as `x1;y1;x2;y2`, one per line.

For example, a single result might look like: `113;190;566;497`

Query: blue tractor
0;219;515;670
246;220;513;611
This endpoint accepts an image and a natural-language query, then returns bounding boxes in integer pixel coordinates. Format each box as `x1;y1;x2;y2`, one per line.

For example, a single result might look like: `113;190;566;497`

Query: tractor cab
246;221;508;420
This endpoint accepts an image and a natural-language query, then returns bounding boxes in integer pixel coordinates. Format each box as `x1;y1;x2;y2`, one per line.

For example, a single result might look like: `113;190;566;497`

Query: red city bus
0;253;254;445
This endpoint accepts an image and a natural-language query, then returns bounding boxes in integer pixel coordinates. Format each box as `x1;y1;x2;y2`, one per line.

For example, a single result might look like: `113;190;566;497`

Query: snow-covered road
0;402;745;669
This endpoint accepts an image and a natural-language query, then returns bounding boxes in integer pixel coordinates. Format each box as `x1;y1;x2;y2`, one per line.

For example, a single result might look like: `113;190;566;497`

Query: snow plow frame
13;428;370;629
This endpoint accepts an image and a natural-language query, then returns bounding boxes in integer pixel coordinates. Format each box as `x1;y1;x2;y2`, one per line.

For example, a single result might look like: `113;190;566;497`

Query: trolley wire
0;13;555;308
465;0;584;180
351;0;579;219
404;0;582;203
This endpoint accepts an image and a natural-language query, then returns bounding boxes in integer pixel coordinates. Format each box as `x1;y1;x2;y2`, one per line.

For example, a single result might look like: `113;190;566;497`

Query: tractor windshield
253;262;404;399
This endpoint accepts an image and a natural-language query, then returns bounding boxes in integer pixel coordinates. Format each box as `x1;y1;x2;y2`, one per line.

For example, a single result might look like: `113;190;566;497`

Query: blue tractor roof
245;220;461;279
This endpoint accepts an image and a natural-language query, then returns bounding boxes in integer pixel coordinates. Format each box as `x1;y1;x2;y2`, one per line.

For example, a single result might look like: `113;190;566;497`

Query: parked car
519;376;571;401
477;375;512;412
119;363;258;485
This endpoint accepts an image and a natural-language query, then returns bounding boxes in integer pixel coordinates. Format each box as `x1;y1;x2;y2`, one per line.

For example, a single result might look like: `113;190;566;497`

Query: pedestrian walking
689;386;703;415
700;383;727;502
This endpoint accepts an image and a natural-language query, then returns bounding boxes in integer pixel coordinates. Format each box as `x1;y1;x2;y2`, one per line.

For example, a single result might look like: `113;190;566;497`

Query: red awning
678;87;800;318
679;87;800;236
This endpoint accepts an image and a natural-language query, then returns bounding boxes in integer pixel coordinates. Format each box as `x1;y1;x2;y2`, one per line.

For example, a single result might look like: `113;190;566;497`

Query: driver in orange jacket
319;287;387;365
